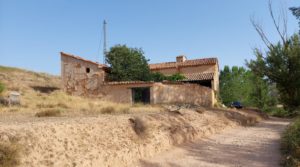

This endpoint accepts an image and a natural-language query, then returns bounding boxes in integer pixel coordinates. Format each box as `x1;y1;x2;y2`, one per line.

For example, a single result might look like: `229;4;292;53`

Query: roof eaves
61;52;108;68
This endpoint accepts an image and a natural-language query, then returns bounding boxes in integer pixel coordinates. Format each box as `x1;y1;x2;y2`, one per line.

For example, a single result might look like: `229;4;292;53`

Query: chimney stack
176;55;187;63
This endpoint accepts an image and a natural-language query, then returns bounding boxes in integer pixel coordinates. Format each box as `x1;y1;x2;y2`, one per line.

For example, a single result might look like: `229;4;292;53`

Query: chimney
176;55;187;63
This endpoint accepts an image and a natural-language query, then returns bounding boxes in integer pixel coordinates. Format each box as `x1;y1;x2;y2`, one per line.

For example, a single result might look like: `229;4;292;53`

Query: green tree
247;34;300;111
106;45;186;82
290;7;300;32
219;65;274;108
106;45;151;81
220;66;252;106
248;2;300;112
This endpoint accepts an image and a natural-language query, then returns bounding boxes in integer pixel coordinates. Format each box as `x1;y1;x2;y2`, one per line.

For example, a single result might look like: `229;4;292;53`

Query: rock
0;96;9;106
9;91;21;106
195;107;206;114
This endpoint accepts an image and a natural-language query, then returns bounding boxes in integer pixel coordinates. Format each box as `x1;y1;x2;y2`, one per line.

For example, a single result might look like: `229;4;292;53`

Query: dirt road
140;117;290;167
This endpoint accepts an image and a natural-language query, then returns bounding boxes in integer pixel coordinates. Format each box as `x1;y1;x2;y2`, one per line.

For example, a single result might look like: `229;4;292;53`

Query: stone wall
96;83;214;107
61;53;105;96
60;53;216;106
151;83;213;107
98;85;133;103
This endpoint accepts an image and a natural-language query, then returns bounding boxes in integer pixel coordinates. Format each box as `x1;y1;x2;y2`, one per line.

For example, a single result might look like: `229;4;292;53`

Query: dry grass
0;142;20;167
100;106;115;114
35;109;62;117
0;65;166;116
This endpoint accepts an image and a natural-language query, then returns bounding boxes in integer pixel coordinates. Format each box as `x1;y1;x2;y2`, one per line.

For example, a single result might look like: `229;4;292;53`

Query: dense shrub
281;118;300;167
0;82;5;95
263;107;298;118
35;109;62;117
100;106;115;114
150;72;166;82
150;72;185;82
166;73;186;81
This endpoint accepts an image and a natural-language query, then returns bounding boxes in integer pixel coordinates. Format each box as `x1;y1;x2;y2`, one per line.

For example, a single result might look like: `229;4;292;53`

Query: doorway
132;87;150;104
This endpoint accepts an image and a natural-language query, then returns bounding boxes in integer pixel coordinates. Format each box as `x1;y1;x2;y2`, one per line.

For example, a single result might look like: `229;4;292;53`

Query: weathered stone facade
98;82;214;106
61;52;106;96
61;52;218;107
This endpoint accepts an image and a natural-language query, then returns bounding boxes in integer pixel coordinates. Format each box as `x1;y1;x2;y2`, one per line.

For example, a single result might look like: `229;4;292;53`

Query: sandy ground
140;117;290;167
0;107;263;167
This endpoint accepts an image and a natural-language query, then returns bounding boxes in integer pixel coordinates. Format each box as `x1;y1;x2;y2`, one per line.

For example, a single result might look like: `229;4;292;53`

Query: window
86;67;90;73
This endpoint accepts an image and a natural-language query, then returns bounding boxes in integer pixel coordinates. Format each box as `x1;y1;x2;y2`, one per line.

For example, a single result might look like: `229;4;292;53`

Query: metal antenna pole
103;20;107;64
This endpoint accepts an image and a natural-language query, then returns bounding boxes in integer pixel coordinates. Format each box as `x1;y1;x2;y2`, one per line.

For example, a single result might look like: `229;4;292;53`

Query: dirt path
139;117;290;167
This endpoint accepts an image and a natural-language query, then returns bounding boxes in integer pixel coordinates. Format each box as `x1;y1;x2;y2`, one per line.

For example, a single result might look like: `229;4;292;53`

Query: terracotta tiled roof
104;81;185;85
60;52;108;68
183;72;214;81
104;81;155;85
149;58;218;70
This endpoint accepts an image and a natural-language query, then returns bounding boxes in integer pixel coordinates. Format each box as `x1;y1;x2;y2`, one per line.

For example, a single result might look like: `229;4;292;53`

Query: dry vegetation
0;65;163;116
0;66;266;167
0;142;20;167
35;109;62;117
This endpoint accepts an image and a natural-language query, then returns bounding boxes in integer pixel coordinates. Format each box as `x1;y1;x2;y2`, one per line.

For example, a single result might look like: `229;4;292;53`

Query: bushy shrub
166;73;186;81
35;109;62;117
0;82;5;95
263;107;296;118
281;118;300;167
150;72;167;82
100;106;115;114
100;105;129;114
150;72;186;82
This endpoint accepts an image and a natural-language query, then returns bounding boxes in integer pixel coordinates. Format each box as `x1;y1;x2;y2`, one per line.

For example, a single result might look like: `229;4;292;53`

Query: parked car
230;101;243;109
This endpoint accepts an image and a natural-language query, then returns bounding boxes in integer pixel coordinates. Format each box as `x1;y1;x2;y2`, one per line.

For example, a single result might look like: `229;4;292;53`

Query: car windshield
233;102;241;105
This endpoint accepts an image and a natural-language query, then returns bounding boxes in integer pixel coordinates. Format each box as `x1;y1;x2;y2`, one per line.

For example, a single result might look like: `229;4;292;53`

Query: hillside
0;66;61;92
0;65;265;167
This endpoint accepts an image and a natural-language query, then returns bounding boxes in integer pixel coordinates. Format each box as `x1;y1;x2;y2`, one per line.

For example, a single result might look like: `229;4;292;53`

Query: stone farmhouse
61;52;219;107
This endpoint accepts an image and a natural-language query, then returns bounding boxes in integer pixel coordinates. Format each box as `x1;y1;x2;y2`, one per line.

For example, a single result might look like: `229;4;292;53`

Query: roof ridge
60;52;107;68
149;57;218;70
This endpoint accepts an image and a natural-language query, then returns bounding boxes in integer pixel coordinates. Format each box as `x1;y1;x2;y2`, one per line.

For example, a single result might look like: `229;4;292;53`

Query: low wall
99;85;132;103
152;83;213;107
97;82;213;107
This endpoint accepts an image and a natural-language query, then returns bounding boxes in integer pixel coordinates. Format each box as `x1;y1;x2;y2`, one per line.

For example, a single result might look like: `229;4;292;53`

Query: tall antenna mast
103;20;107;64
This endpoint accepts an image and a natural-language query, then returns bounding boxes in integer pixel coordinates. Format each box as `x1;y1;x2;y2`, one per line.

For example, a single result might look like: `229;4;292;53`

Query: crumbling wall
61;54;105;96
60;52;216;106
98;85;132;103
95;82;214;107
151;83;213;107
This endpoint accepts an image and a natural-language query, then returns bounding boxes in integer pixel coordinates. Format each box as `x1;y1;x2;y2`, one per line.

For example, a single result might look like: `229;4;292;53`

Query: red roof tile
104;81;154;85
104;81;186;85
183;72;214;81
149;58;218;70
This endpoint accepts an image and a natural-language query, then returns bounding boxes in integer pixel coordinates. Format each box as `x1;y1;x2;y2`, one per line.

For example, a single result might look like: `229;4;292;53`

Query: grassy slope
0;66;267;167
0;65;162;114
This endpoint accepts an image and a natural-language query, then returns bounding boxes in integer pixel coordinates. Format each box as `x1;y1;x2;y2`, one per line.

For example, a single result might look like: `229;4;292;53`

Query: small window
86;67;90;73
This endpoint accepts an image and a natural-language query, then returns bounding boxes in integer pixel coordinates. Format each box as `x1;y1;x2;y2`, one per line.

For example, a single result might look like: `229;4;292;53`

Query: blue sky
0;0;299;75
